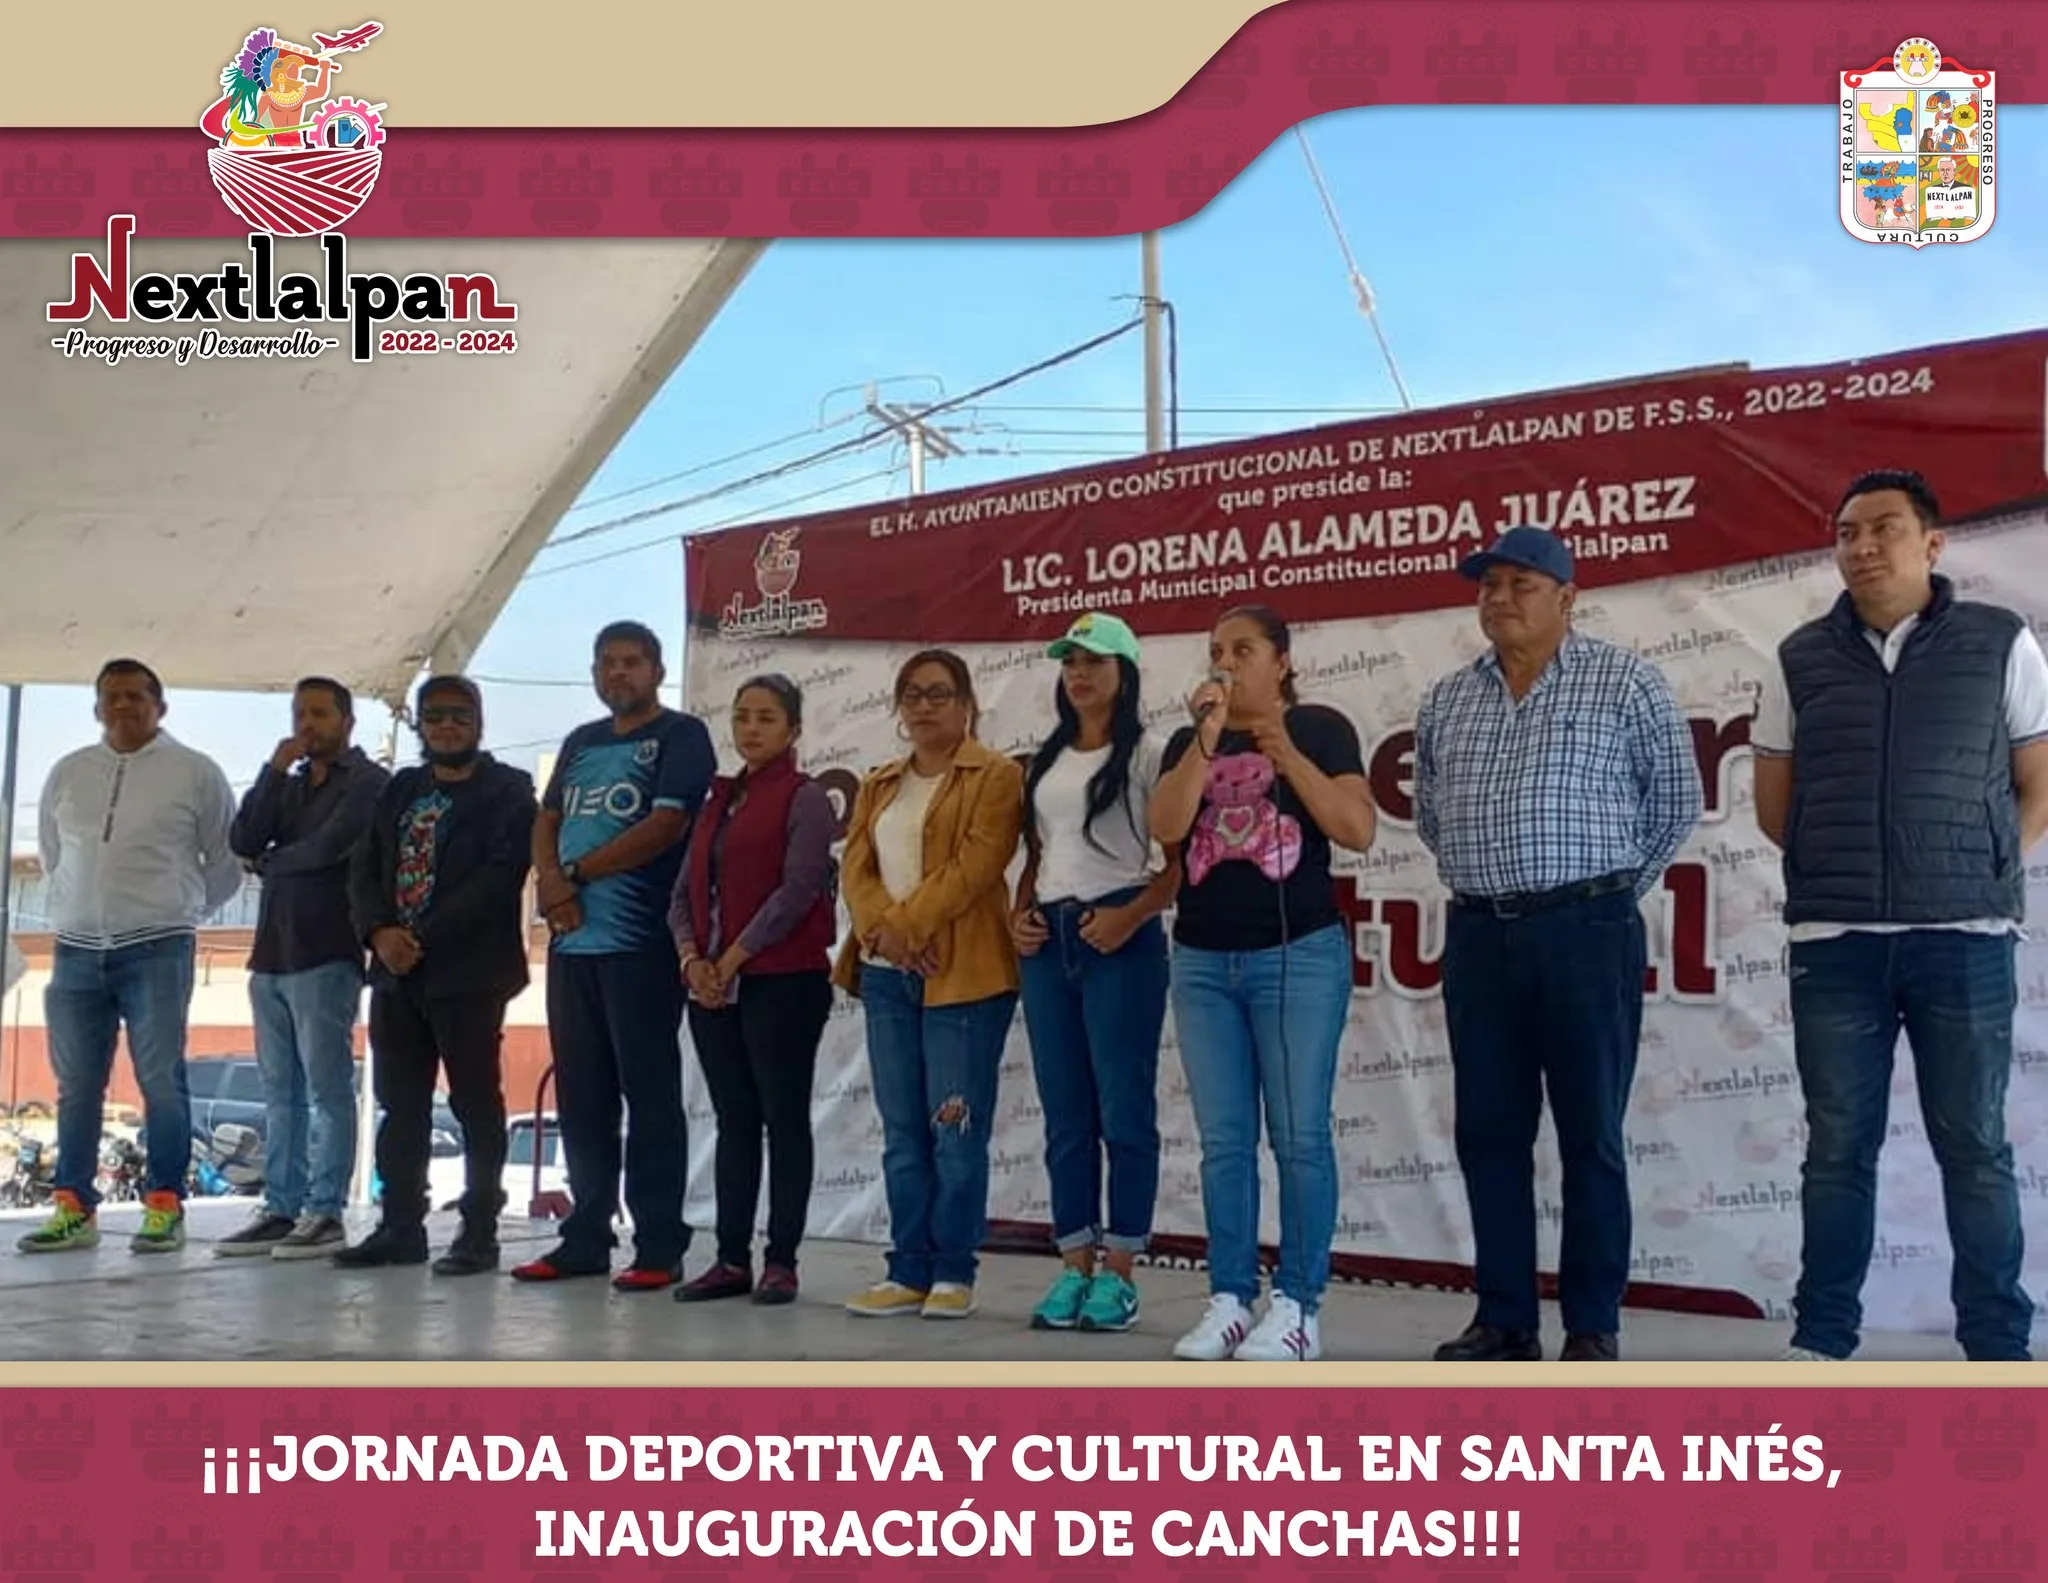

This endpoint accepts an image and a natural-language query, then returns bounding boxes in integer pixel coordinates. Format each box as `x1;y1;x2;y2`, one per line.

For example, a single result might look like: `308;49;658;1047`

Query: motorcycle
1;1134;55;1208
187;1123;265;1198
96;1134;147;1203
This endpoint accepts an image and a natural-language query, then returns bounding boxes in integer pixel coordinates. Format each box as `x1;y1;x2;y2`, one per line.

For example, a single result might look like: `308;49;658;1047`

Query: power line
541;435;898;553
477;735;566;756
537;314;1145;556
524;464;902;582
976;425;1285;441
969;402;1407;416
567;412;865;514
1004;447;1160;460
1293;124;1414;411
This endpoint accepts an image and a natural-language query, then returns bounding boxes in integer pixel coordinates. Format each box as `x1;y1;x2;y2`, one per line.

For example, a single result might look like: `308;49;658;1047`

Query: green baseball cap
1046;611;1142;665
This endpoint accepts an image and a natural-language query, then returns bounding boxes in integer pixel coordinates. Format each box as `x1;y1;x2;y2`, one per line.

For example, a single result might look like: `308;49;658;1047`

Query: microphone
1193;667;1231;723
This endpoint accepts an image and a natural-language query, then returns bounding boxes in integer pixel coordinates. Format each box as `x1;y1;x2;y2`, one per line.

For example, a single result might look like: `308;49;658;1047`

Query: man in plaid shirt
1414;527;1702;1364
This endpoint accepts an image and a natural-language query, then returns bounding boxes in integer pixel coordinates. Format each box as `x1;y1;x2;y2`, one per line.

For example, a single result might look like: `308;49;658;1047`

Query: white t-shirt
1031;734;1166;904
1752;617;2048;940
873;769;945;904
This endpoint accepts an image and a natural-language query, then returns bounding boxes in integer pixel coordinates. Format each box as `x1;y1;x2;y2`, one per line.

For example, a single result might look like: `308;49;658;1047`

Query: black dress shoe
331;1224;429;1268
1560;1332;1619;1361
1433;1323;1543;1362
432;1228;500;1277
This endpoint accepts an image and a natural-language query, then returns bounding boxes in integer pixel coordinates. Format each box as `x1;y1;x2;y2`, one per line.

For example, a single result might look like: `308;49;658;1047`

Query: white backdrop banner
679;332;2048;1341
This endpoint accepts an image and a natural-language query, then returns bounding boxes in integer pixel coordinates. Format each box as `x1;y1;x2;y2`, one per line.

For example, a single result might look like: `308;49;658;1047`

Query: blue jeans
1171;923;1351;1313
859;964;1018;1289
1788;930;2033;1361
45;935;197;1206
249;962;364;1219
1018;889;1168;1254
1441;885;1647;1336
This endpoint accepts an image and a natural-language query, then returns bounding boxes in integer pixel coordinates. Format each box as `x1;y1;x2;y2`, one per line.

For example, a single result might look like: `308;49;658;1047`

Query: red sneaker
613;1262;682;1293
509;1245;610;1283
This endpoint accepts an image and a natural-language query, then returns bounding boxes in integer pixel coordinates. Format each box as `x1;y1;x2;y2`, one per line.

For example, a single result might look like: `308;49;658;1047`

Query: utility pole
1141;231;1166;455
865;385;963;495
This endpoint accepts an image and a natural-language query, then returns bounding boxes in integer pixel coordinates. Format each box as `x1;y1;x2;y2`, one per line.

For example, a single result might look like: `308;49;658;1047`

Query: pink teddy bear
1185;753;1302;886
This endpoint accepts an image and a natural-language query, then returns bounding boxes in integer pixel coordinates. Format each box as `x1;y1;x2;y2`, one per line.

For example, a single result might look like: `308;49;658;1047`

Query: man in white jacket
17;660;241;1255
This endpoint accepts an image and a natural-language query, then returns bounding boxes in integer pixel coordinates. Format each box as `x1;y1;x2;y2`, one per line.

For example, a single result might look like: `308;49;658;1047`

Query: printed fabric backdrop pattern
678;330;2048;1343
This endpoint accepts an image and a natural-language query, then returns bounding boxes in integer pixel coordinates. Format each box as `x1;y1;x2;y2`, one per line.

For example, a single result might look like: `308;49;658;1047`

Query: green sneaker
131;1192;186;1254
1029;1266;1090;1330
1078;1270;1140;1333
16;1191;99;1254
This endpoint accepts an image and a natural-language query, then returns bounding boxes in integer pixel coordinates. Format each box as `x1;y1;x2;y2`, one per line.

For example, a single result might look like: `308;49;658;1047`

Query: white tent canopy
1;235;763;700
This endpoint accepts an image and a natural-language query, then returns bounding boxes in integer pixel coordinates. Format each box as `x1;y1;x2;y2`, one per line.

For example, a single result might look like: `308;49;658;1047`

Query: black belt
1452;870;1636;920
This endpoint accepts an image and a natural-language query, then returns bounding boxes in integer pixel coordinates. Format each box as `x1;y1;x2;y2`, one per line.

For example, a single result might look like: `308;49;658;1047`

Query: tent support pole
0;685;21;942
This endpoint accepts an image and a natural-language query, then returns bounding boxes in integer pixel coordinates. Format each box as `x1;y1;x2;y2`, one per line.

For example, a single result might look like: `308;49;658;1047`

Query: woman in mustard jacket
835;648;1024;1321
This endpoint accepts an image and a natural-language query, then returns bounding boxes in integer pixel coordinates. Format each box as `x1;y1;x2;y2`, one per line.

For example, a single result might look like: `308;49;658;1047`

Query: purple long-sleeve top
667;778;837;960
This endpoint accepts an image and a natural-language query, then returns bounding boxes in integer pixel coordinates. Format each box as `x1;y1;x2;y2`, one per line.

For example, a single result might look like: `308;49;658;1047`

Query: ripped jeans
859;964;1019;1290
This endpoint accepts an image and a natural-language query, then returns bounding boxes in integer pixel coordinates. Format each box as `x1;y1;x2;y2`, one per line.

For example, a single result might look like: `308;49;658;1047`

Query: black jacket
349;754;537;1002
231;746;390;976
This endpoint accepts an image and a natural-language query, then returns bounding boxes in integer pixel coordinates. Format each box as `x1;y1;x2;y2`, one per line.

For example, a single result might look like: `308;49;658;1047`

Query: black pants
686;969;833;1269
369;980;509;1231
1440;884;1647;1336
548;946;689;1267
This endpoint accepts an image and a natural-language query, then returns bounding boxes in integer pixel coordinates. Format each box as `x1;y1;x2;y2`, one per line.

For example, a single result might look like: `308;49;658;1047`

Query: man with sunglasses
518;621;715;1291
342;675;537;1275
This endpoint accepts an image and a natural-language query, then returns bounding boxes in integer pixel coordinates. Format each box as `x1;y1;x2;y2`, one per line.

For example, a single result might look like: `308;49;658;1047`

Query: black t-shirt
1160;703;1365;951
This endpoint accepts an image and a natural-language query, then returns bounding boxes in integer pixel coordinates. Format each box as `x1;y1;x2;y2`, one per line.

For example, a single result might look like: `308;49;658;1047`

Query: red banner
684;331;2048;646
5;1385;2041;1579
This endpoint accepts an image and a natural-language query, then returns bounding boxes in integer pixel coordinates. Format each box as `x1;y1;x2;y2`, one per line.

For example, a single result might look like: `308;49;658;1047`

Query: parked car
156;1058;461;1193
428;1111;568;1213
185;1056;268;1141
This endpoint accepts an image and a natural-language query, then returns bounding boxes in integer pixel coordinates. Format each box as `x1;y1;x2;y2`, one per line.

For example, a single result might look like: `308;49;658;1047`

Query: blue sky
8;103;2047;868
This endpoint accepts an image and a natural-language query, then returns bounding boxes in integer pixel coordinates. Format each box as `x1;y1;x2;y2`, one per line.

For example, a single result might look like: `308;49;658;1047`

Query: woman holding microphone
1149;604;1376;1362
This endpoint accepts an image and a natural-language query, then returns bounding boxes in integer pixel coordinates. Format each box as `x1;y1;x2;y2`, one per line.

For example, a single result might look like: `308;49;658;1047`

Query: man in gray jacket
18;659;242;1256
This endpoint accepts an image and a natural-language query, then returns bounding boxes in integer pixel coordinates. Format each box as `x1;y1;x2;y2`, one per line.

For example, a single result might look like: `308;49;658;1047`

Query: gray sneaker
214;1210;297;1258
270;1214;348;1261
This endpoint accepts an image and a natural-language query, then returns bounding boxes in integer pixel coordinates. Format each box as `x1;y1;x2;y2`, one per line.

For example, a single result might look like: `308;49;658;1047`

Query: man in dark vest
1752;469;2048;1362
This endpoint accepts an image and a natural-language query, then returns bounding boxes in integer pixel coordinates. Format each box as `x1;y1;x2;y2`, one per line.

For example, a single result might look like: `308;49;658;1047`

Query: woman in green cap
1011;612;1179;1335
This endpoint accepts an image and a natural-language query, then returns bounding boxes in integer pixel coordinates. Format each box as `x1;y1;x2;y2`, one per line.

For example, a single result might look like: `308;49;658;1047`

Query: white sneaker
1172;1294;1254;1361
1780;1345;1841;1362
1235;1294;1322;1361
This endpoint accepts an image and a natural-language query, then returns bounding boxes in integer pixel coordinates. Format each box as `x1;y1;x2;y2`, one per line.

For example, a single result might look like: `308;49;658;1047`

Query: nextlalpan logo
1841;36;1996;247
718;529;832;640
46;20;518;366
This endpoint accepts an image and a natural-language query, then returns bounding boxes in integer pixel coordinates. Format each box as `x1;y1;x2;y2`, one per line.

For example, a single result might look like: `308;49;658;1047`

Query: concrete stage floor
0;1199;1960;1364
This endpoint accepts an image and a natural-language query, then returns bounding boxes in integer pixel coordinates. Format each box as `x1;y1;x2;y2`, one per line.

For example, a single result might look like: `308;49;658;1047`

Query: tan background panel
0;0;1283;129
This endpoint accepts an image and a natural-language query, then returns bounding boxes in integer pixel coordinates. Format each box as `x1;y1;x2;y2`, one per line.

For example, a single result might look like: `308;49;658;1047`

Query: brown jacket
833;736;1024;1007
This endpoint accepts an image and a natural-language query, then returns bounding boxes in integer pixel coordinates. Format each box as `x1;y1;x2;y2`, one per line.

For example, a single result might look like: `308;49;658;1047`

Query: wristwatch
561;860;584;886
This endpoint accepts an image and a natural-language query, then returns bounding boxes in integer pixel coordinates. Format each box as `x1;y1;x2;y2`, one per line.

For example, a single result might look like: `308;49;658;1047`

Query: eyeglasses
898;686;957;708
420;706;475;726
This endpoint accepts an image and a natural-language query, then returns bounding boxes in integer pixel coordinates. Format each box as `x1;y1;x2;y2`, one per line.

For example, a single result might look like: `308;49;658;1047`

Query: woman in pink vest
667;675;839;1306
